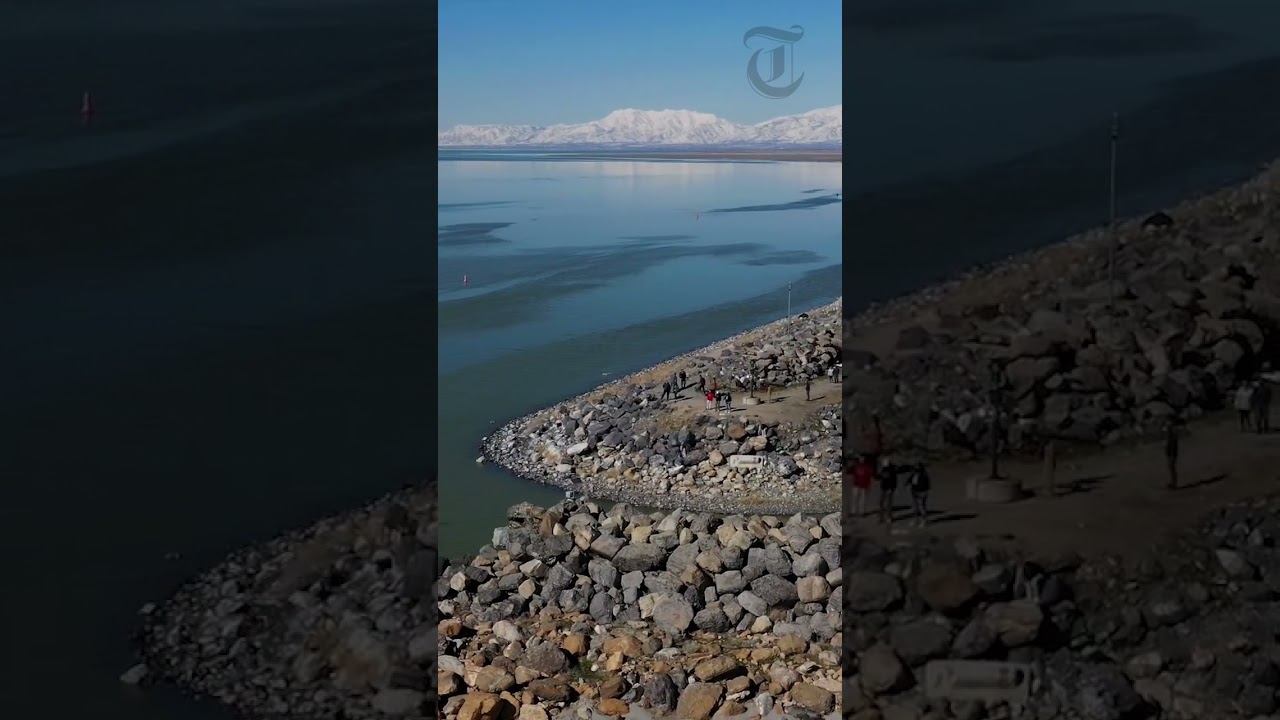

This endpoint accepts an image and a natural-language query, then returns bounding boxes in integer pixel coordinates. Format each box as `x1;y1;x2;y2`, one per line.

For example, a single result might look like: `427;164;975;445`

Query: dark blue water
0;2;431;718
843;2;1280;314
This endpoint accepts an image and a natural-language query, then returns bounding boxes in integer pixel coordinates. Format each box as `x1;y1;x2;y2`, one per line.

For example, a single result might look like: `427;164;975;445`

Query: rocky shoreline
840;493;1280;720
124;160;1280;720
133;480;440;720
438;500;843;719
844;162;1280;460
483;299;843;515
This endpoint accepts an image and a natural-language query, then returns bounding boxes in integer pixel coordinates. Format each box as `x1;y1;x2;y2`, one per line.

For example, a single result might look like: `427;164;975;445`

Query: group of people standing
660;370;693;400
705;389;733;412
847;453;933;527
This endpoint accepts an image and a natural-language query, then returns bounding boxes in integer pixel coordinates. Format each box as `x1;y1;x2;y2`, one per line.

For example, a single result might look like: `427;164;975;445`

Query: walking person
835;362;842;383
724;391;733;413
679;370;687;390
705;390;715;410
878;458;898;525
908;462;932;528
1163;419;1180;489
661;381;671;400
1255;379;1272;434
866;413;885;469
1043;439;1058;497
1235;380;1254;432
850;454;874;517
805;378;812;401
697;373;706;393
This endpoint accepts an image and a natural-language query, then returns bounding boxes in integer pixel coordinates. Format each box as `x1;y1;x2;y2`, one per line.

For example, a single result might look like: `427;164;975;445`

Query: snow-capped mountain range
437;106;842;147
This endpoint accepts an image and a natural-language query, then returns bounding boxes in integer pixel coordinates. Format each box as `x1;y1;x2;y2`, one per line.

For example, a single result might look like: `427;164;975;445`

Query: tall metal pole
989;361;1001;480
787;282;792;320
1107;113;1119;311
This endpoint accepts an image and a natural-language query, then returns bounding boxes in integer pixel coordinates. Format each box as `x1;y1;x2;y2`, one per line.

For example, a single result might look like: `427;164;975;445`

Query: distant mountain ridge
437;105;842;147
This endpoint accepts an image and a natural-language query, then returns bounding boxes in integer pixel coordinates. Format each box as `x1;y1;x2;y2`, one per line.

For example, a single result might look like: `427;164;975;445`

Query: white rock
120;663;149;685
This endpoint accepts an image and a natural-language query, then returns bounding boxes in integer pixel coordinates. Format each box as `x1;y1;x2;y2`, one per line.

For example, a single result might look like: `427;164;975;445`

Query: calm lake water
437;157;843;558
0;2;429;718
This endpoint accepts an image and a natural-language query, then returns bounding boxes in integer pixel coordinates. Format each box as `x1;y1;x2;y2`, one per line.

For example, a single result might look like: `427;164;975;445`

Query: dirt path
659;381;840;429
847;411;1280;561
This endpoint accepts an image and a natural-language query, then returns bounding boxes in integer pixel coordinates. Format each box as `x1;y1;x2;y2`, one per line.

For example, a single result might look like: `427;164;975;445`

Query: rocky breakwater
134;483;440;719
485;300;843;514
438;499;843;719
844;162;1280;456
841;494;1280;719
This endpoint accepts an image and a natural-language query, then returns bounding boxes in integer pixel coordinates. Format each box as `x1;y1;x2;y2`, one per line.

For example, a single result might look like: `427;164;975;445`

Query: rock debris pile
840;494;1280;720
438;500;843;719
844;164;1280;458
485;300;842;514
135;483;440;719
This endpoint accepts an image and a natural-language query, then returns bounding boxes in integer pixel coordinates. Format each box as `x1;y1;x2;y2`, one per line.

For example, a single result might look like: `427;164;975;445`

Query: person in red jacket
849;454;874;517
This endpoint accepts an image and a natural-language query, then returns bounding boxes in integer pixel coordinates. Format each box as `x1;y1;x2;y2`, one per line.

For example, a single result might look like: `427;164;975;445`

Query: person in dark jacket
878;458;898;525
1255;379;1273;434
908;463;932;527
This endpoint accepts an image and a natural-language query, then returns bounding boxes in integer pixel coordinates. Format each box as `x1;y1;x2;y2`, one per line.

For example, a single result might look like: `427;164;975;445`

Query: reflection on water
437;157;842;556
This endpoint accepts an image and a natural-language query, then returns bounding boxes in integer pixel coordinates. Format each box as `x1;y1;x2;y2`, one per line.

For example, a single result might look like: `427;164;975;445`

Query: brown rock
845;571;902;611
518;706;549;720
750;647;776;663
599;675;627;699
693;656;741;682
859;644;906;695
527;678;573;702
602;635;644;658
985;601;1043;647
457;692;504;720
916;563;980;613
561;633;589;656
676;682;724;720
441;618;465;638
472;666;515;693
776;635;807;656
790;682;836;714
601;651;624;672
439;670;459;696
715;700;748;716
597;698;629;717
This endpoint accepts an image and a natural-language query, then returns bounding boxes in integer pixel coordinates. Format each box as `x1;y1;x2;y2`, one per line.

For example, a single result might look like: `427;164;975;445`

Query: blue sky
438;1;842;129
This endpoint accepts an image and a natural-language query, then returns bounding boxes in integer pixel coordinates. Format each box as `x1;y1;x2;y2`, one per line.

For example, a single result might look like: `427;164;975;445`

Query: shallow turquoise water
437;157;842;557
